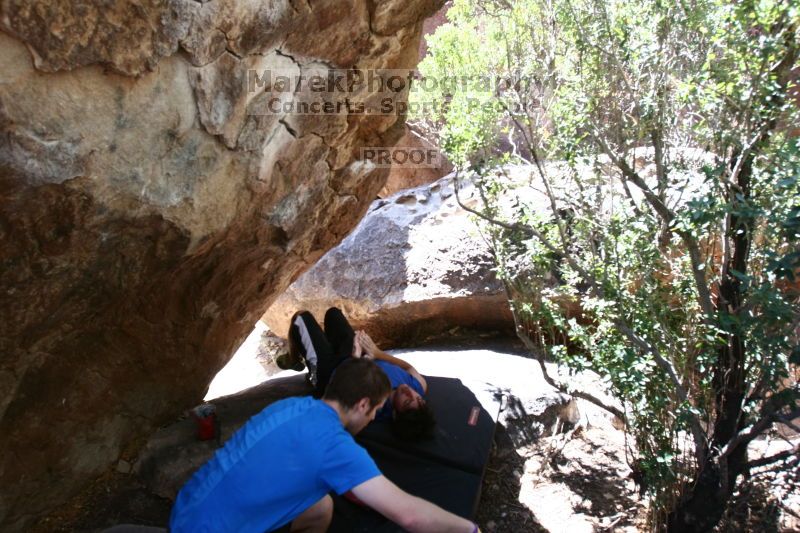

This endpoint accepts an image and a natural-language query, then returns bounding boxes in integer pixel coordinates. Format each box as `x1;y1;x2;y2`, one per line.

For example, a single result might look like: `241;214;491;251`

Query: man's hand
351;335;364;358
350;332;369;359
352;333;426;391
356;330;380;357
350;476;476;533
352;332;375;359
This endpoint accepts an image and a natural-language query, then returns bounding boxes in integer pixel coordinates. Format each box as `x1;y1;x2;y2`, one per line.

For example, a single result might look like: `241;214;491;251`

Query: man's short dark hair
391;403;436;441
324;358;391;410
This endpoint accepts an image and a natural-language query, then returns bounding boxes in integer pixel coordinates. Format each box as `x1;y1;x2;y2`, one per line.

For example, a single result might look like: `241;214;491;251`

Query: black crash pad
329;376;499;532
357;376;497;475
328;449;484;533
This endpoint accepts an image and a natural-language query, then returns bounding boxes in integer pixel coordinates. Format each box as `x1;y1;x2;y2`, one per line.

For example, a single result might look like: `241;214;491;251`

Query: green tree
414;0;800;530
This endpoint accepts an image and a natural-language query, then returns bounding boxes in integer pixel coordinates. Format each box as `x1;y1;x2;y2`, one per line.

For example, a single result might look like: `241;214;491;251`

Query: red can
196;412;217;440
191;404;218;441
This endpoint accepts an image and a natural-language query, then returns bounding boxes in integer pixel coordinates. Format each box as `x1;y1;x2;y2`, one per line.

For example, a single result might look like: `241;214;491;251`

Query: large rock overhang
0;0;444;529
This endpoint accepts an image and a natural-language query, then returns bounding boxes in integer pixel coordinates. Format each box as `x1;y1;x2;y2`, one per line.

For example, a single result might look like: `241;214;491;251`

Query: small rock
116;459;132;474
256;329;289;371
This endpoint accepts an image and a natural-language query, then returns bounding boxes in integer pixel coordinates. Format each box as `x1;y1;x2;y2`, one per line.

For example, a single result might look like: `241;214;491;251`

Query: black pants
289;307;356;397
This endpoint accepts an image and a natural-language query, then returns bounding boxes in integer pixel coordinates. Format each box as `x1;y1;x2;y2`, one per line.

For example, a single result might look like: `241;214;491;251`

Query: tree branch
589;130;717;321
745;443;800;470
497;99;572;250
504;283;627;421
719;408;800;461
454;169;707;461
453;174;537;238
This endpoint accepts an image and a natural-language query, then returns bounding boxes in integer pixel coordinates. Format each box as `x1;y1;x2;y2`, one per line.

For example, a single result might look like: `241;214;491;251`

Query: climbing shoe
276;352;305;372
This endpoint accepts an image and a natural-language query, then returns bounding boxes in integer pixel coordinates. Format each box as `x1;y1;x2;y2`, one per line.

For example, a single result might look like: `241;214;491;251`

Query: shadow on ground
715;475;787;532
476;423;546;533
489;386;577;450
549;456;640;520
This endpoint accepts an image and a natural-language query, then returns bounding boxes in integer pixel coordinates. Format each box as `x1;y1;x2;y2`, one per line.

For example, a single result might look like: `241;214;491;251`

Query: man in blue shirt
285;308;436;440
170;358;479;533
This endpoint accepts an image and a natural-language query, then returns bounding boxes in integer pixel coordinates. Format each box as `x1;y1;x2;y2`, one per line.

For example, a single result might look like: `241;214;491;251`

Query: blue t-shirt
170;396;380;533
375;361;425;420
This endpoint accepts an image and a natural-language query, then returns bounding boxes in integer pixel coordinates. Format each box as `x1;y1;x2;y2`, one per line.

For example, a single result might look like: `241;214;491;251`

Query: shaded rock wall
0;0;443;529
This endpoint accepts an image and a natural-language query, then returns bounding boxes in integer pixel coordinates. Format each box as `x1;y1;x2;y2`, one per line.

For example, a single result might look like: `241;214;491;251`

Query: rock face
378;124;453;198
261;175;515;346
0;1;444;529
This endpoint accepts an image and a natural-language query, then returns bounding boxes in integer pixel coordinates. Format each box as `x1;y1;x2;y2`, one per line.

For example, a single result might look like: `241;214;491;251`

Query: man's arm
351;475;477;533
355;331;427;392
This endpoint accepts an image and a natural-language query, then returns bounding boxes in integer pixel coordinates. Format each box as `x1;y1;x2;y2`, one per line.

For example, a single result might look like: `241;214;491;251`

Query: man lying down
283;307;436;441
169;358;481;533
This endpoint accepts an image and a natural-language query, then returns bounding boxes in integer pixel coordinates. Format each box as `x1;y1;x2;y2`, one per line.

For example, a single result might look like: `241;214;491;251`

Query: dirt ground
474;422;799;533
475;421;647;533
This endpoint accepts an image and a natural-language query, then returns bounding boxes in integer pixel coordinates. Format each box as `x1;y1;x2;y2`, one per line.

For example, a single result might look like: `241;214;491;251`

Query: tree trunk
665;445;750;531
666;463;726;532
666;148;755;532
